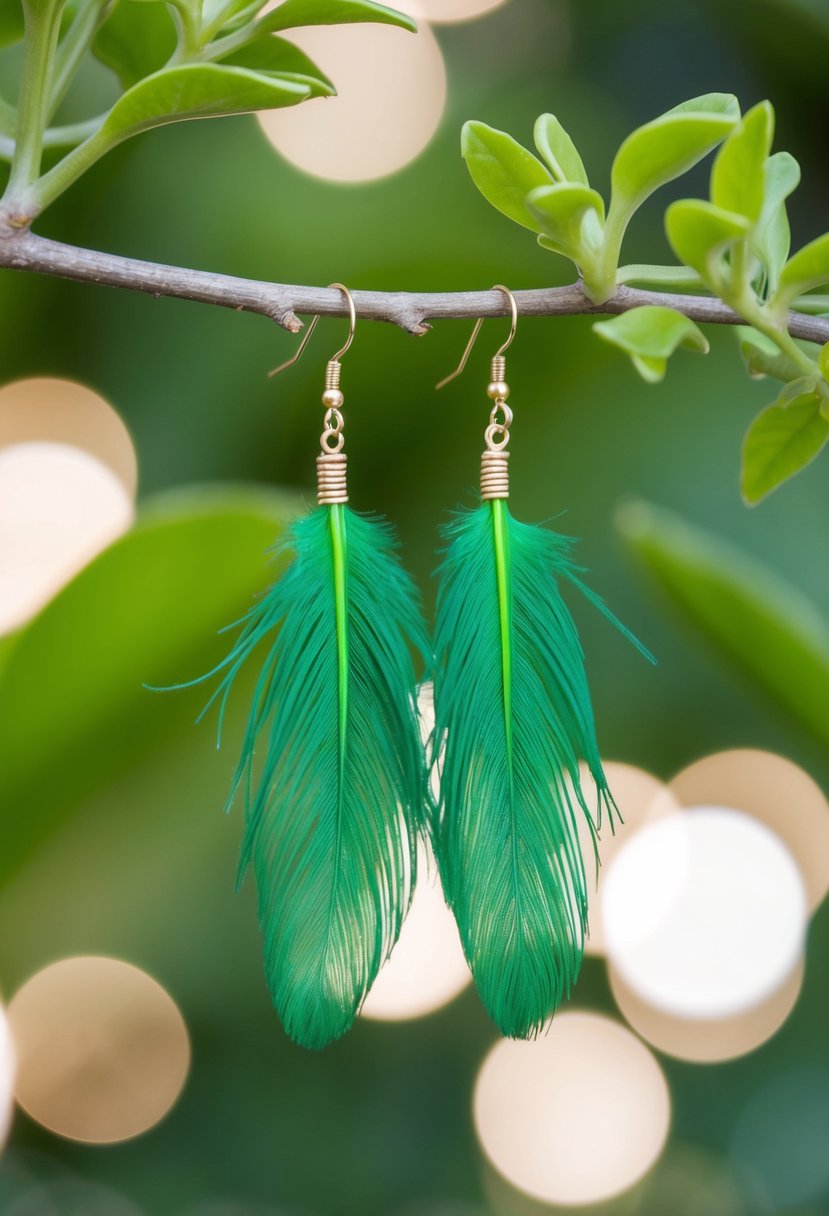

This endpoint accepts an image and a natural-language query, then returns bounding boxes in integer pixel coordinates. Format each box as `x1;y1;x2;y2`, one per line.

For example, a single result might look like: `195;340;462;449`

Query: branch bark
1;227;829;343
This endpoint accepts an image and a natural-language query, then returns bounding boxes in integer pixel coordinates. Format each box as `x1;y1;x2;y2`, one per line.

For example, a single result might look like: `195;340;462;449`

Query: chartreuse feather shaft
196;504;429;1049
433;498;651;1039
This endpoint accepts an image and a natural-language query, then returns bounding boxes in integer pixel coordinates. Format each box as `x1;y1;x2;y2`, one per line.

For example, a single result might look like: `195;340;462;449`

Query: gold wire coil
480;449;510;500
325;360;342;391
317;451;348;504
490;354;506;382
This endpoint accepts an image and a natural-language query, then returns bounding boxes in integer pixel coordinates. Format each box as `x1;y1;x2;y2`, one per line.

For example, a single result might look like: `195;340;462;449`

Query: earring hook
436;284;518;390
268;282;357;378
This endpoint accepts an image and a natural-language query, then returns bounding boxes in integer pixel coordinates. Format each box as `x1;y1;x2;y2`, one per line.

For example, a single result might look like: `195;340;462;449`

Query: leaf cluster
462;98;829;502
0;0;415;212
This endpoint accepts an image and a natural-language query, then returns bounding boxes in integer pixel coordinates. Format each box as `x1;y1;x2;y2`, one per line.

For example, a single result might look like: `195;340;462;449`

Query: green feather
433;500;652;1039
200;504;429;1049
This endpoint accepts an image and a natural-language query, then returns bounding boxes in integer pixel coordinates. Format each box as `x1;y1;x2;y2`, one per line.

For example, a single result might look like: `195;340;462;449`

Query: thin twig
1;228;828;343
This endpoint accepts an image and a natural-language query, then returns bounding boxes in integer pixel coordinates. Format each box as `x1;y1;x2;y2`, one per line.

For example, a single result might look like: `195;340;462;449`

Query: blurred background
0;0;828;1212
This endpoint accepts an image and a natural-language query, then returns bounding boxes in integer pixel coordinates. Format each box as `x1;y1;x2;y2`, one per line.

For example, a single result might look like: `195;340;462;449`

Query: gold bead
487;381;510;400
322;388;344;409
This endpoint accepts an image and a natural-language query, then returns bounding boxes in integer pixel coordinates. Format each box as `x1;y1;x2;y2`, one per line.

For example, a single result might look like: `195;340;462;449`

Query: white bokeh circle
0;442;134;634
394;0;508;23
572;761;679;956
0;1003;14;1148
602;807;807;1020
258;24;446;183
473;1011;670;1207
362;844;471;1021
669;749;829;911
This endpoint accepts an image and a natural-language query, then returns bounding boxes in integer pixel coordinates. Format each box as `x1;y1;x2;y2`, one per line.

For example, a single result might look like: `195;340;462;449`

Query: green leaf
610;93;739;215
737;325;805;382
775;374;818;405
0;484;300;889
532;113;588;185
665;198;751;287
670;92;741;119
216;32;334;95
710;100;774;224
92;0;176;89
258;0;416;35
617;500;829;750
461;120;553;233
593;306;709;383
0;0;23;46
96;62;312;143
776;231;829;309
526;182;605;262
741;387;829;503
751;151;800;294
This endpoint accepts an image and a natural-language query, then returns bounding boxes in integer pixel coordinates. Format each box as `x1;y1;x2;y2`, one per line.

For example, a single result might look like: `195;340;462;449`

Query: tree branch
1;227;829;343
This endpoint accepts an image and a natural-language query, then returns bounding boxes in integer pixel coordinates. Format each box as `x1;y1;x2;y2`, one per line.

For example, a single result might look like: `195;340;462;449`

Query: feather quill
433;498;652;1039
199;504;429;1049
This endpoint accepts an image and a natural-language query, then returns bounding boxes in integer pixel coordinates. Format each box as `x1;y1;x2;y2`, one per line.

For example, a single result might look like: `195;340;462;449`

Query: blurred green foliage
0;1;828;1213
617;499;829;751
462;93;829;500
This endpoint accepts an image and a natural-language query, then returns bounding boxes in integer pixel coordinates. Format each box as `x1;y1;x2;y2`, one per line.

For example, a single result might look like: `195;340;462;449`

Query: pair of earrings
193;285;650;1050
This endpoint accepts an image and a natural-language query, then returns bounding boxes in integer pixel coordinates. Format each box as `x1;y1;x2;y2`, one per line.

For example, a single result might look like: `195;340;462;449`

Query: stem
585;198;630;304
48;0;108;122
2;228;829;343
205;14;260;61
750;305;820;378
0;115;107;164
27;123;114;214
729;240;751;301
43;114;106;147
5;0;66;206
719;242;821;380
168;0;204;61
200;0;259;44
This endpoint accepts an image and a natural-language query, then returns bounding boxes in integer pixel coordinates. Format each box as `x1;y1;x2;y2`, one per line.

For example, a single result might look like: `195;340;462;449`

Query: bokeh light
609;959;804;1064
473;1011;670;1207
394;0;509;24
8;957;190;1144
417;680;442;801
602;808;807;1020
361;844;471;1022
572;761;679;956
0;378;137;496
0;442;134;634
669;749;829;910
0;1003;14;1149
257;25;446;183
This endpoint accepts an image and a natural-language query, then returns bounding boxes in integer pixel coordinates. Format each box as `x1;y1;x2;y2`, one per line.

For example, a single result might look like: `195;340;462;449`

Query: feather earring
432;287;653;1040
183;286;429;1049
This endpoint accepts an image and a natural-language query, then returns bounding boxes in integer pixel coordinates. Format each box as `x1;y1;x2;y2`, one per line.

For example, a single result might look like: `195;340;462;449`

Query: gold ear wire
435;284;518;390
269;282;356;378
